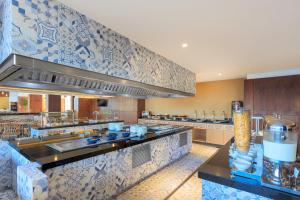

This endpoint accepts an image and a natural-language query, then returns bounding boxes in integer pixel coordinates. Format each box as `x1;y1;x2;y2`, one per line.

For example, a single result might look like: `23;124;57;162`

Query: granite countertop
10;126;192;171
0;112;41;115
139;118;233;125
33;120;124;130
198;138;299;200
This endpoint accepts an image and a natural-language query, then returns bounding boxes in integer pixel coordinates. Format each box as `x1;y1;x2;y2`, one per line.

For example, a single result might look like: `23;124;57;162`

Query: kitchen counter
139;118;234;146
0;112;41;115
33;119;124;130
10;126;192;171
139;118;233;125
198;138;299;200
9;125;193;199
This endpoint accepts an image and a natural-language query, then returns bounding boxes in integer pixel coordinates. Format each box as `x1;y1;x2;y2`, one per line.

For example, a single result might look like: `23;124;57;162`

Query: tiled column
17;163;48;200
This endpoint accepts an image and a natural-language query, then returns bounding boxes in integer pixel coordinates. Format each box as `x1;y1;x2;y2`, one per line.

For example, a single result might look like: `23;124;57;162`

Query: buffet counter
138;118;234;145
198;138;299;200
6;125;192;200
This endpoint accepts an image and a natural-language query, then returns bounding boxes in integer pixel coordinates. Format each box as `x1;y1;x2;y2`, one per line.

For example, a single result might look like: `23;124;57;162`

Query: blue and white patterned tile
0;189;17;200
44;132;192;200
0;0;12;63
17;163;48;200
11;148;31;192
0;141;13;191
11;0;60;62
7;0;195;93
202;179;271;200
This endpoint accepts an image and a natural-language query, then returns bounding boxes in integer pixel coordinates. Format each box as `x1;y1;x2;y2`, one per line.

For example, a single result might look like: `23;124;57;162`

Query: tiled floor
168;173;202;200
117;143;218;200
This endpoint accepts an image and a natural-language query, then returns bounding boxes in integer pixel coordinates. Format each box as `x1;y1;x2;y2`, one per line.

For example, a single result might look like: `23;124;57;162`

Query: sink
212;119;231;124
193;119;231;124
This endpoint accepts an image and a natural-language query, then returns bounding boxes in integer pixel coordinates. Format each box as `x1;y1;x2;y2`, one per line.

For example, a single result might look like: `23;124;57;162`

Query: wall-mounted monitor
97;99;108;107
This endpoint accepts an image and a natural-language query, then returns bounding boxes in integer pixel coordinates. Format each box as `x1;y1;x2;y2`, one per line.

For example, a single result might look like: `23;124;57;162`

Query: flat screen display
97;99;108;107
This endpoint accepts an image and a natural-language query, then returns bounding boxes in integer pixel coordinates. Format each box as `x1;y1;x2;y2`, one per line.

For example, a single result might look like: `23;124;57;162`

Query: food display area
138;118;234;145
4;122;192;199
198;112;300;200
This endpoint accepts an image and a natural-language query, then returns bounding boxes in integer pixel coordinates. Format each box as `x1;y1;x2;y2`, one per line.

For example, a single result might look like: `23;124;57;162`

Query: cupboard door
223;125;234;144
206;128;224;145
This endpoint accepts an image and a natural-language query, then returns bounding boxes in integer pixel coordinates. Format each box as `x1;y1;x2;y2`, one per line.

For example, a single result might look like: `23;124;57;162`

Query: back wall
145;79;244;119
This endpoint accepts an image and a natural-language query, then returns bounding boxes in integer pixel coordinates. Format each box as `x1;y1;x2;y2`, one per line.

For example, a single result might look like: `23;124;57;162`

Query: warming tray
47;133;136;152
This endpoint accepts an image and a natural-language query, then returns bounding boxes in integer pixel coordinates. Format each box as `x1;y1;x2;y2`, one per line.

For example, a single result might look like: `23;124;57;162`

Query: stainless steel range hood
0;54;194;98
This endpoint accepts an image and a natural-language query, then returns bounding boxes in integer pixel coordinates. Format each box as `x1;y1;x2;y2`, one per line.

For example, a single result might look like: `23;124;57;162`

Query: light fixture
218;73;223;76
181;43;188;48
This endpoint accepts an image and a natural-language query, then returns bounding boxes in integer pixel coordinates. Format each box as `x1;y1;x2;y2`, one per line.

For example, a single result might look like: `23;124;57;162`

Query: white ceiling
60;0;300;82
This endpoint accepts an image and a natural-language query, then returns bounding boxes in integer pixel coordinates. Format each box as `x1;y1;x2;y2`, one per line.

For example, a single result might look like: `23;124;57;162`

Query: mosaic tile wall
0;0;196;94
0;0;12;64
202;179;271;200
17;162;48;200
0;141;13;191
11;148;31;192
45;131;192;200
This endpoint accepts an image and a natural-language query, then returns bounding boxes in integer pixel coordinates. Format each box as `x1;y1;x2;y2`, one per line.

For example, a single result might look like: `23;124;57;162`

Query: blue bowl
108;133;117;140
122;132;130;138
86;137;100;144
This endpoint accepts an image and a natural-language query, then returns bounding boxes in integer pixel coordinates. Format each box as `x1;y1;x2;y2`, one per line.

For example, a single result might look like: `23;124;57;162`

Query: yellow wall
146;79;244;118
0;97;9;110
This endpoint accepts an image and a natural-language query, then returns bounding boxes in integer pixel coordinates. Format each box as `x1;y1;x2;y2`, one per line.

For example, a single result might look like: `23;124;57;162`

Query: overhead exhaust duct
0;54;193;98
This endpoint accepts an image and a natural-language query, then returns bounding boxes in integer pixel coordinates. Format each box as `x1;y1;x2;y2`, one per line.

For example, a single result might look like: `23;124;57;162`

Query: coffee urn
263;116;298;187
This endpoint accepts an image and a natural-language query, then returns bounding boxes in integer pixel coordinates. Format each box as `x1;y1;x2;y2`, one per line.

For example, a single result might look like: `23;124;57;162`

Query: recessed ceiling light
181;43;188;48
218;73;223;76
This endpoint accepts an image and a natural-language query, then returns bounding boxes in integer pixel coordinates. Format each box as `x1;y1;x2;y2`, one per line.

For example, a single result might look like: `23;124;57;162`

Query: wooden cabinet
206;124;224;145
223;125;234;144
244;75;300;155
138;119;233;145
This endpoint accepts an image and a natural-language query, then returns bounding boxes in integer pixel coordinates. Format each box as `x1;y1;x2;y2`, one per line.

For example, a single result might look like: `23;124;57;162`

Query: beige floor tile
117;143;217;200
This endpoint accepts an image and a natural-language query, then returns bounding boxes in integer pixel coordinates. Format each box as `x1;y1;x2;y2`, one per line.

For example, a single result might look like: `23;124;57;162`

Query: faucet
93;111;100;121
194;110;198;119
222;111;226;120
202;110;206;119
212;110;216;121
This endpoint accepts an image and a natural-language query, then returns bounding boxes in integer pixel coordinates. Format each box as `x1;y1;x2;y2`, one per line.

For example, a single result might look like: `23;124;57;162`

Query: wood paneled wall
105;97;145;124
29;94;43;112
244;75;300;156
78;98;99;119
48;95;61;112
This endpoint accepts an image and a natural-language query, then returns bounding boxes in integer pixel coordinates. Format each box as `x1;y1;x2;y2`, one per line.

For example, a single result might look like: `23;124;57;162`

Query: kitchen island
8;125;192;199
198;139;300;200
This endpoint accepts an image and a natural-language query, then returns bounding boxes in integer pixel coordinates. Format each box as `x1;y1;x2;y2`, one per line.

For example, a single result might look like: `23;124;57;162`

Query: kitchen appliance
262;116;298;187
0;55;193;98
148;124;185;135
141;111;151;118
108;122;124;131
231;101;243;118
130;124;147;137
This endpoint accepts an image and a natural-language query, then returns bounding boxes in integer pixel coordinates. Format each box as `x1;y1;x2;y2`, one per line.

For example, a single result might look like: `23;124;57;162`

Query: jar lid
265;117;296;131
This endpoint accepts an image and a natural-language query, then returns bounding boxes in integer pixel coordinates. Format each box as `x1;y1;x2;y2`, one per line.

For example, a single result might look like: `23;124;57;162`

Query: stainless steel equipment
231;101;243;118
148;124;185;135
262;116;298;188
47;133;134;152
47;124;185;152
141;111;151;118
0;54;193;98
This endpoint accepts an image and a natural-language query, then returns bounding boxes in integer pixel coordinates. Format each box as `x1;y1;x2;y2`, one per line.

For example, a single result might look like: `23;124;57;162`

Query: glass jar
233;109;251;153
